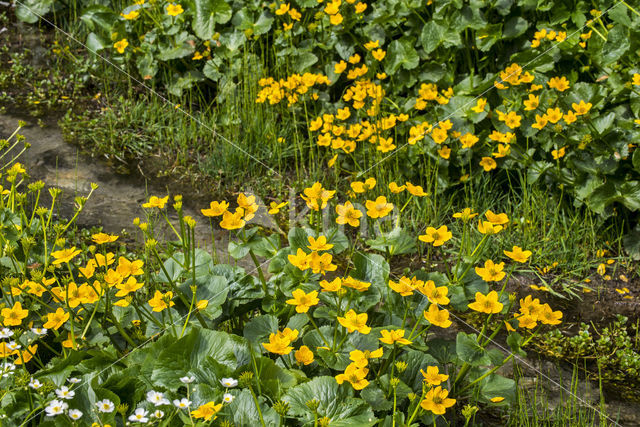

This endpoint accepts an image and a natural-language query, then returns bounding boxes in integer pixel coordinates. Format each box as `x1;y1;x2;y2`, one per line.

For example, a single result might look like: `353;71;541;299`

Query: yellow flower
14;344;38;365
523;94;539;111
113;39;128;54
148;290;175;312
418;226;452;247
219;209;246;230
338;309;371;334
471;98;487;113
485;210;509;225
286;289;319;313
563;111;577;124
459;132;478;148
142;195;169;209
552;147;566;159
420;366;449;385
420;386;456;415
335;363;369;390
423;304;452;328
301;182;335;211
389;277;415;296
288;8;301;20
379;329;412;345
166;3;184;16
51;247;81;265
438;145;451;159
468;291;503;314
548;76;570;91
263;328;298;354
307;236;334;252
503;111;522;129
546;107;563;124
354;2;367;13
275;3;290;14
388;182;405;193
320;277;342;292
405;182;428;196
288;248;310;270
334;60;347;74
237;193;258;221
477;220;502;235
115;276;144;297
479;157;497;172
572;100;592;116
416;280;450;305
372;49;386;61
475;260;506;282
539;304;563;325
348;348;383;368
335;201;362;227
92;233;119;244
1;301;29;326
351;177;376;193
196;299;209;310
121;10;140;20
365;196;393;219
453;208;478;221
364;40;380;50
532;113;548;130
191;401;223;421
295;346;314;365
342;276;371;291
201;201;229;217
329;13;343;25
43;308;70;330
309;251;337;275
117;257;144;277
504;246;532;263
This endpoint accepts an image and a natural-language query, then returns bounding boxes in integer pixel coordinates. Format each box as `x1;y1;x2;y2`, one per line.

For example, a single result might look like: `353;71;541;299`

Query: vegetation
1;0;639;425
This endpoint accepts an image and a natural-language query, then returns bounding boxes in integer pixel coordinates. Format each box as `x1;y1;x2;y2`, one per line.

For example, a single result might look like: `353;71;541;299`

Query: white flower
128;408;149;423
68;377;81;384
29;378;42;389
31;327;48;336
179;375;195;384
152;410;165;419
173;398;191;409
68;409;83;420
220;377;238;388
146;390;170;406
55;386;75;400
6;341;20;351
45;400;68;417
1;362;15;377
223;393;234;403
96;399;115;413
0;328;14;339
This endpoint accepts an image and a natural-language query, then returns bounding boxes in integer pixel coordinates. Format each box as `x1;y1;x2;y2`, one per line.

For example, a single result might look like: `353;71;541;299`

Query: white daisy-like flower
55;386;75;400
146;390;170;406
220;377;238;388
1;362;16;377
173;398;191;409
68;409;83;420
152;410;165;419
29;378;42;389
223;392;234;403
0;328;14;339
6;341;21;351
128;408;149;423
179;375;195;384
31;327;48;336
96;399;115;413
45;400;68;417
68;377;81;384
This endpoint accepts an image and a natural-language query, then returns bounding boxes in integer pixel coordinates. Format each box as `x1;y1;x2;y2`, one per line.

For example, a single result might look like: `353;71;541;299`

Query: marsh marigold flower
468;291;503;314
51;247;81;265
307;236;334;251
148;290;175;312
336;201;362;227
191;402;222;421
166;3;184;16
263;328;298;354
43;308;69;330
301;182;335;210
338;309;371;334
423;304;452;328
419;226;452;247
504;246;532;263
453;208;478;221
479;157;497;172
351;177;376;193
219;209;246;230
416;280;450;305
420;386;456;415
365;196;393;219
421;366;449;385
201;201;229;217
349;348;383;368
92;233;119;245
475;260;506;282
295;345;314;365
286;289;319;313
389;277;415;296
335;363;369;390
142;196;169;209
548;76;570;91
379;329;412;345
1;302;29;326
113;39;128;53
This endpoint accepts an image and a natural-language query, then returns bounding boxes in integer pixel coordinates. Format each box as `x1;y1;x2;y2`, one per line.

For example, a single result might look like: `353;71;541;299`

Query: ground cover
1;0;640;425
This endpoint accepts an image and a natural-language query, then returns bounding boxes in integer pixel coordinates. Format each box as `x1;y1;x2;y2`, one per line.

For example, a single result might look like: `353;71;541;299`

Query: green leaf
151;328;247;390
479;373;516;403
167;70;204;97
366;227;417;256
456;332;490;366
156;32;196;61
632;148;640;173
229;240;251;259
420;21;445;55
502;17;528;38
283;376;376;425
16;0;54;23
243;314;278;344
385;39;419;74
293;52;319;71
228;389;280;426
623;225;640;260
506;332;526;357
192;0;233;40
351;252;389;291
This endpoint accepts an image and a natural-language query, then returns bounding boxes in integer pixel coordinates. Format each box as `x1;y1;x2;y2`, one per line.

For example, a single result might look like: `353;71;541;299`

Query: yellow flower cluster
415;83;453;110
530;28;567;48
256;73;330;106
200;193;258;230
494;63;534;89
